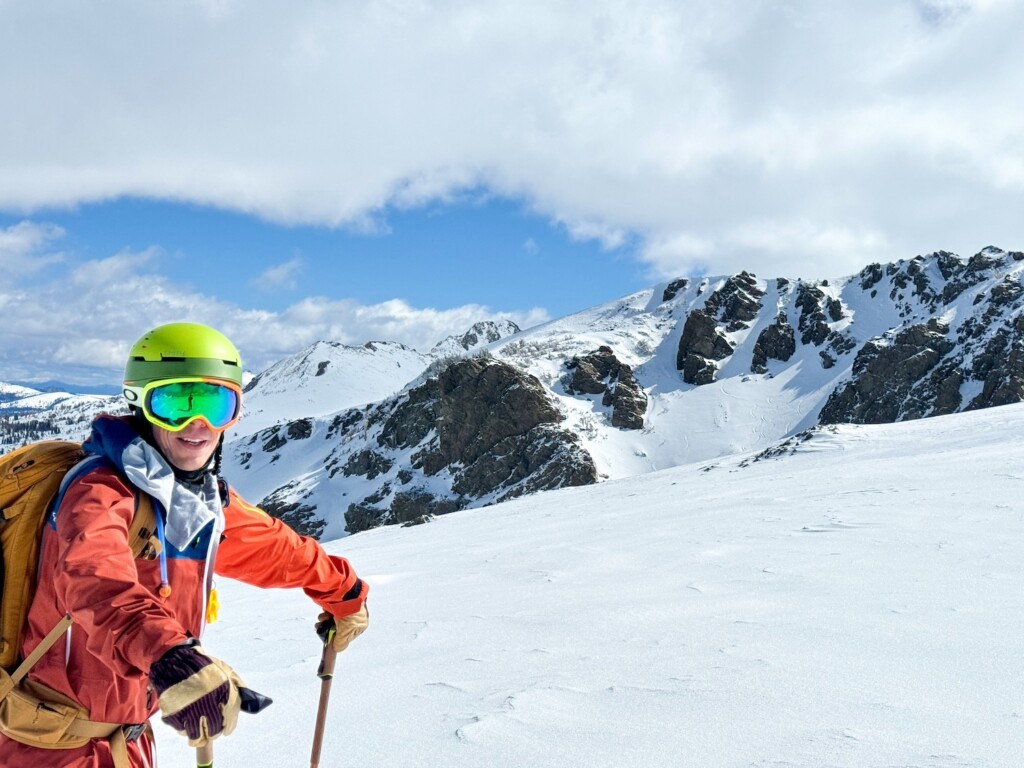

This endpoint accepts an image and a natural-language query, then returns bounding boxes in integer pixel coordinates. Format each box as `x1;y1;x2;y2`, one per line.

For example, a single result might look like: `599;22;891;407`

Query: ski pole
310;642;338;768
197;742;213;767
193;687;272;767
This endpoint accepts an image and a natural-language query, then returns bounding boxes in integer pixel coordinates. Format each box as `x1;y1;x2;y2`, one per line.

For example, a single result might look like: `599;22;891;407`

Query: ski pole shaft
197;742;213;767
310;643;338;768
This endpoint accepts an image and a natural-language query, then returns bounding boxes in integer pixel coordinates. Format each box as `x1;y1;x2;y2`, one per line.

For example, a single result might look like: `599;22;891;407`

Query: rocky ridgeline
430;319;522;359
820;320;955;423
663;248;1024;426
821;248;1024;423
237;357;597;535
792;281;857;369
671;269;862;383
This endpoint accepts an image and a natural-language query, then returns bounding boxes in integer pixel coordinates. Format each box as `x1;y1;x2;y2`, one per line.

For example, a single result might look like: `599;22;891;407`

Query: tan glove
148;644;245;747
316;605;369;653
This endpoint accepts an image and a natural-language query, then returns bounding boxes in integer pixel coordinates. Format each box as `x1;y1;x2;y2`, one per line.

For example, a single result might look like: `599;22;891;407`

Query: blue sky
1;196;643;318
0;198;647;385
2;0;1023;386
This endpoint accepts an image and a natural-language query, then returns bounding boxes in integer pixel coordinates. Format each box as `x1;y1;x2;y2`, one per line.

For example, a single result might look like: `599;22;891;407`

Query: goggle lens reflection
145;380;240;431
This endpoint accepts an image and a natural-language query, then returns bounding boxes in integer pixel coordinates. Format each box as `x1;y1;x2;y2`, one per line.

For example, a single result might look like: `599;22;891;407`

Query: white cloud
642;220;891;281
53;337;130;370
557;218;628;251
640;233;715;279
0;1;1022;279
249;257;305;292
255;296;547;354
70;248;160;286
0;250;549;384
0;220;65;275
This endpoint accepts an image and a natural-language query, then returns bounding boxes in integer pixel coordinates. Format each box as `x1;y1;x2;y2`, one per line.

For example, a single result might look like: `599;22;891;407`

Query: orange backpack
0;440;157;672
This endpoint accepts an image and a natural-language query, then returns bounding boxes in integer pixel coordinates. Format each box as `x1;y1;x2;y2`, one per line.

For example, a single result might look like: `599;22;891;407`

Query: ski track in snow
152;403;1024;768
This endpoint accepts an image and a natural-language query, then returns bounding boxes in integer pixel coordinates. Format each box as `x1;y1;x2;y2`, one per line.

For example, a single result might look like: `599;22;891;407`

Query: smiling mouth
179;437;208;447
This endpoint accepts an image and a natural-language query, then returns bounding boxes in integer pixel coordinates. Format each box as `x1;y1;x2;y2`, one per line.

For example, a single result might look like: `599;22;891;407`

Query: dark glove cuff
342;578;364;602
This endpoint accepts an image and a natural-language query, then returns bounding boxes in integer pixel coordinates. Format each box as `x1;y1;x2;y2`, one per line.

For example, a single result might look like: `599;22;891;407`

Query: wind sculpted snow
157;402;1024;767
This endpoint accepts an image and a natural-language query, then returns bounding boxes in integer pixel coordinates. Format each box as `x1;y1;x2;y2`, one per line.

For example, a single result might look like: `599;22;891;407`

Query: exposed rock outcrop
565;346;648;429
795;284;835;346
340;357;598;531
819;320;953;424
859;263;884;293
704;271;765;331
346;490;462;533
260;483;326;539
941;247;1004;305
340;448;393;480
751;313;797;374
676;310;734;385
793;282;855;366
965;314;1024;410
662;278;689;302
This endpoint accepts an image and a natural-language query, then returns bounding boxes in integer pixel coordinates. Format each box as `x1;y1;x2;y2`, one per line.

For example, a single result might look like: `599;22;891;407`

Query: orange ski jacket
0;415;366;767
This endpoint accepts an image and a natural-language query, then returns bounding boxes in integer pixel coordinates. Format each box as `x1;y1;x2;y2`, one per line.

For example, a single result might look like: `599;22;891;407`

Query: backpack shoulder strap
127;493;160;561
47;454;109;527
50;455;160;561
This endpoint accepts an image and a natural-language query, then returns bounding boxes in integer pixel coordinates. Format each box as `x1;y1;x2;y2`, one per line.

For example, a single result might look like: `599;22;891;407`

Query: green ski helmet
123;322;244;402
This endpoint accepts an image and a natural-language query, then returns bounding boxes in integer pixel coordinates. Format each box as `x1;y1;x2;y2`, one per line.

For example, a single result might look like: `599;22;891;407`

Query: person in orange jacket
0;322;368;767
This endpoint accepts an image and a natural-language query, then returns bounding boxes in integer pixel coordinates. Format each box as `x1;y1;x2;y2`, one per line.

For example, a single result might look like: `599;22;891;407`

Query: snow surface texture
156;403;1024;767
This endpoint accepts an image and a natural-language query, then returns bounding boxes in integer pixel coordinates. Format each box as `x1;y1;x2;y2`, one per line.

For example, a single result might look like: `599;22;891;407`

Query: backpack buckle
122;723;148;742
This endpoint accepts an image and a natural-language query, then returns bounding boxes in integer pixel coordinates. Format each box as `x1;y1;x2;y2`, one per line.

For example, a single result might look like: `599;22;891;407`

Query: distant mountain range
7;380;121;396
3;247;1023;540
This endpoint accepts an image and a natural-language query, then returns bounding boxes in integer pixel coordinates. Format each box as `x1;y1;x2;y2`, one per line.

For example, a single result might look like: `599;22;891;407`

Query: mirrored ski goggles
125;378;242;432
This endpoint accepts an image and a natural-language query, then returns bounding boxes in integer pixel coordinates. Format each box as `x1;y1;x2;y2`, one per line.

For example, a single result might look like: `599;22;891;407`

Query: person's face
151;418;219;472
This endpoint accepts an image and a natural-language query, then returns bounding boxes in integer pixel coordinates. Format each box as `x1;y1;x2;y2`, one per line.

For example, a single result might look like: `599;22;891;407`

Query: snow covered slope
232;340;429;437
159;402;1024;768
0;384;122;450
0;382;43;402
493;247;1024;478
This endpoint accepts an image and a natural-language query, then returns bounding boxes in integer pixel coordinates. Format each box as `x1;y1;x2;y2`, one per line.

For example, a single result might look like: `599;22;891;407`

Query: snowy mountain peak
0;381;43;402
430;319;521;358
232;339;430;437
